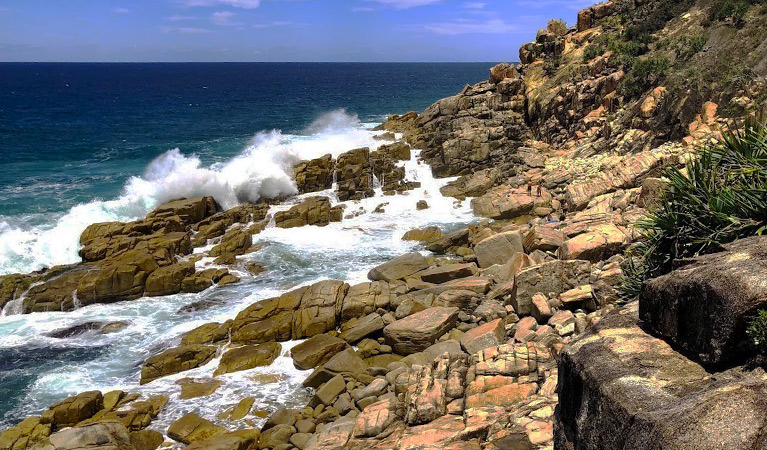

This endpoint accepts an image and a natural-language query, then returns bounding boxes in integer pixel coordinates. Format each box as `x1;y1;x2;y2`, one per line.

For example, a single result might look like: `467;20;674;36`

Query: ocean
0;62;490;429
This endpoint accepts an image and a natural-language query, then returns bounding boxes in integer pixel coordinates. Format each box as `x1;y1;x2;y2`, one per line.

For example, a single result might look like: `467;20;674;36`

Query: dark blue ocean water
0;62;491;218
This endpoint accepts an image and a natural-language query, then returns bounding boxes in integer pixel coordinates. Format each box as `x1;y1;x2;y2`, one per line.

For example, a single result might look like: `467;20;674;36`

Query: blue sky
0;0;597;62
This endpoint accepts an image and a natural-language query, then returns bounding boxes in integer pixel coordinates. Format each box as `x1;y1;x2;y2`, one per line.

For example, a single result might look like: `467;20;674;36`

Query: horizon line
0;60;510;64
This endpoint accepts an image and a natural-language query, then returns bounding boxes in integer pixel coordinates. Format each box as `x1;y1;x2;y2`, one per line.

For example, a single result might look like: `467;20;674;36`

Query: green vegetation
747;310;767;354
709;0;751;25
547;19;568;36
620;116;767;300
619;56;670;98
674;32;708;60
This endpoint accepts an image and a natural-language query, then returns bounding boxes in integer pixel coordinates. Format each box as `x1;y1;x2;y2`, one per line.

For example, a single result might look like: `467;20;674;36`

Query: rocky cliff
3;1;767;450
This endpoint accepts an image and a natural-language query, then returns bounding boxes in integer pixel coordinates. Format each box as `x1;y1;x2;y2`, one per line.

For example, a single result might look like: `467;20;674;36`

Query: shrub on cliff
547;19;568;36
620;116;767;300
619;55;670;98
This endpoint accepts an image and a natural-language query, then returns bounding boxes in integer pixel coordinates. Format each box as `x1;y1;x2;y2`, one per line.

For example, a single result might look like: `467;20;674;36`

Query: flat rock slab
555;301;767;450
641;236;767;366
368;252;430;282
291;334;349;370
214;342;281;376
384;307;459;355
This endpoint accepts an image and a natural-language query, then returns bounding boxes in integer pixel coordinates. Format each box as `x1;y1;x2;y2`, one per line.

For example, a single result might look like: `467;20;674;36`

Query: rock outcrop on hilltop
4;0;767;449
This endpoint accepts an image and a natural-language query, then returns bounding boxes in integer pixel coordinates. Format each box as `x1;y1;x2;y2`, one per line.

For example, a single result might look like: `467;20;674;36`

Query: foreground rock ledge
554;302;767;450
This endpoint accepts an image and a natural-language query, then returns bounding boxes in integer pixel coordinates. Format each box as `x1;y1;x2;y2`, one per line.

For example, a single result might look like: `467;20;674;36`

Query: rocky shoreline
4;0;767;449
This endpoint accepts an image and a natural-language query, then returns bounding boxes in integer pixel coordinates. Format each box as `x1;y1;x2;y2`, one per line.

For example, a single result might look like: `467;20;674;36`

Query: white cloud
463;2;486;8
252;21;294;28
421;18;517;35
368;0;445;9
212;10;244;26
160;26;212;33
113;7;130;14
181;0;261;9
167;15;197;21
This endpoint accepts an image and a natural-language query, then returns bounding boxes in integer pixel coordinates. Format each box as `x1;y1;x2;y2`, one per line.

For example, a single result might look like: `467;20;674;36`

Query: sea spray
0;110;380;276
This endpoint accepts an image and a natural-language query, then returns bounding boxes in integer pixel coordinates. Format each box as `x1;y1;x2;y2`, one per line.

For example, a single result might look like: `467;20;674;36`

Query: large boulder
37;421;134;450
471;186;536;220
214;342;282;376
384;307;459;354
167;413;226;444
336;147;374;201
274;197;341;229
146;197;219;225
555;302;767;450
291;334;349;370
474;231;524;268
140;345;217;384
460;318;506;355
513;260;591;316
185;430;261;450
41;391;104;429
413;263;478;284
368;252;429;283
294;154;334;194
558;224;630;262
341;281;393;322
641;236;767;367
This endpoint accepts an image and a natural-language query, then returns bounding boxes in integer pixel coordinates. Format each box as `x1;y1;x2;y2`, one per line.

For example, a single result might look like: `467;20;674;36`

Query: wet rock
45;321;105;339
144;262;195;297
167;413;226;444
146;197;220;225
180;321;232;345
0;416;52;450
129;429;164;450
214;342;282;375
275;196;340;229
336;147;374;201
37;421;134;450
402;226;443;242
41;391;103;429
294;154;334;194
140;345;217;384
384;307;459;354
176;378;222;399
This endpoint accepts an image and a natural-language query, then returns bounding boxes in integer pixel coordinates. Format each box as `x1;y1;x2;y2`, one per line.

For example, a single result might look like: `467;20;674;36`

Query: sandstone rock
465;383;537;409
558;224;630;262
384;307;459;354
0;416;52;450
140;345;217;384
41;391;103;429
636;177;666;209
460;318;505;355
129;429;164;450
303;348;369;388
554;302;767;450
513;260;591;316
414;263;478;284
531;293;553;323
474;231;524;268
310;374;347;408
291;334;349;370
209;228;252;258
440;168;500;199
144;262;195;297
402;226;443;242
185;430;261;450
180;321;232;345
294;154;334;194
341;281;392;322
214;342;282;375
368;252;429;283
336;147;374;201
38;421;134;450
559;285;597;312
523;225;566;252
352;398;398;438
176;378;222;399
641;236;767;366
425;228;470;253
471;187;536;220
304;417;355;450
167;413;226;444
146;197;219;225
339;313;385;344
275;197;337;229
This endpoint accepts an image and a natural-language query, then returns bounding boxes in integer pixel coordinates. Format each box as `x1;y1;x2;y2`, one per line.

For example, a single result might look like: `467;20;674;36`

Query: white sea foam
0;110;379;275
0;111;479;431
